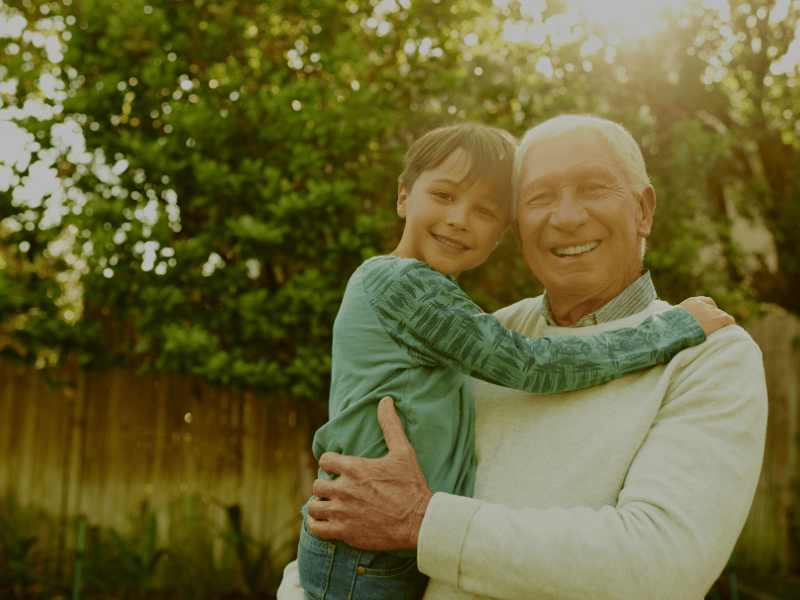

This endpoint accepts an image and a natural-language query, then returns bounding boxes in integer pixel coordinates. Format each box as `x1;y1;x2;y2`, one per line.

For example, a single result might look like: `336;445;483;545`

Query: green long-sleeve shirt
313;256;706;500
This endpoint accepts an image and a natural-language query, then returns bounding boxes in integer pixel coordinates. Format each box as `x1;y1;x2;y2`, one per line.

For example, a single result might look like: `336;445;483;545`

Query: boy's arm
366;259;707;394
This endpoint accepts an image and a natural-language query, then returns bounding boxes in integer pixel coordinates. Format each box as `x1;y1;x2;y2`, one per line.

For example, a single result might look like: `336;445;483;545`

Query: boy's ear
397;182;408;219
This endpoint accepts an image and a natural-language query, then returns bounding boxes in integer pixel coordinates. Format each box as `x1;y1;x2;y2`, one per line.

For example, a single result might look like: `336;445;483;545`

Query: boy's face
393;148;510;277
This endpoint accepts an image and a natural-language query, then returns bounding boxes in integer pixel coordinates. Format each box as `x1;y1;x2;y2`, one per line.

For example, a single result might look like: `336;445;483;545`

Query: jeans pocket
297;520;335;600
354;553;429;599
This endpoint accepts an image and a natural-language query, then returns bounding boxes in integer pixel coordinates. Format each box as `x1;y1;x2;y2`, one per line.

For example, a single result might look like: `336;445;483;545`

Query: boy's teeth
435;235;467;249
553;241;599;256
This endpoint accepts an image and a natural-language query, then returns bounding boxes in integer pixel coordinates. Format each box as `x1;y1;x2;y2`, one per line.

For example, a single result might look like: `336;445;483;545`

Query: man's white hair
513;115;651;258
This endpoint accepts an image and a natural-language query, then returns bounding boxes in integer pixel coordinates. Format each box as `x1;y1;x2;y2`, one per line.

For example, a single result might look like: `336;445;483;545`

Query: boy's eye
477;207;495;217
433;191;452;201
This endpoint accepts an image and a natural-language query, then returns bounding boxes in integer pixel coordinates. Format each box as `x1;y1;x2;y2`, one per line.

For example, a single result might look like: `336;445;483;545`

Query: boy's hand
678;296;736;336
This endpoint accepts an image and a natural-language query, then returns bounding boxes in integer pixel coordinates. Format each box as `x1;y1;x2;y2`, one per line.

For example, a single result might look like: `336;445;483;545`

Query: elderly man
279;115;767;599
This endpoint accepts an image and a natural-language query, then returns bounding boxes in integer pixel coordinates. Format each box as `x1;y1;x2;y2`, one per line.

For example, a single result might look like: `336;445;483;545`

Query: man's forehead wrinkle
521;161;619;190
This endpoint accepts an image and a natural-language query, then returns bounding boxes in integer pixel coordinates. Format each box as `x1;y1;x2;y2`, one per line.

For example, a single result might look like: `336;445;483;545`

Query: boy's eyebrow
427;178;504;205
427;176;467;186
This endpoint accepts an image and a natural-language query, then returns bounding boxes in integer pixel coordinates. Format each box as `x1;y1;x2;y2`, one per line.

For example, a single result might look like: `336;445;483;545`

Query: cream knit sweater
279;297;767;600
418;297;767;599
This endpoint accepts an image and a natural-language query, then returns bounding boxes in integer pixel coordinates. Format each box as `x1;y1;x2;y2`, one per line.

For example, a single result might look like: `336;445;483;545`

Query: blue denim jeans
297;502;429;600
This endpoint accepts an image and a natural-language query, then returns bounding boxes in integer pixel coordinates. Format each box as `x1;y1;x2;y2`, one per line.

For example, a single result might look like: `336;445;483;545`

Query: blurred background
0;0;798;598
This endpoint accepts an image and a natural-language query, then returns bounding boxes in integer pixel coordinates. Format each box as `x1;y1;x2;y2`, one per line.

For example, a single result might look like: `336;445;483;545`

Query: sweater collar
540;270;656;328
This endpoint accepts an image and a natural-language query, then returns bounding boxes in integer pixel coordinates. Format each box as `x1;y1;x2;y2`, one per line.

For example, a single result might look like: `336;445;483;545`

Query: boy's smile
392;148;510;277
432;233;470;252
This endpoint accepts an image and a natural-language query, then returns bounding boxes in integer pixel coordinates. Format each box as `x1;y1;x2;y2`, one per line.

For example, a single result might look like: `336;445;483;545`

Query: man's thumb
377;396;413;454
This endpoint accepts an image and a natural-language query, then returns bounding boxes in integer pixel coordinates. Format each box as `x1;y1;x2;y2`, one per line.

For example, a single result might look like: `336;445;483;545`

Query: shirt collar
540;270;657;328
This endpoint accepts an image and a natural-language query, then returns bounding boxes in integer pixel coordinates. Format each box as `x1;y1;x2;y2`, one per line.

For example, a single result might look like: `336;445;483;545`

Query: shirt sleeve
417;332;768;600
276;560;304;600
364;258;707;395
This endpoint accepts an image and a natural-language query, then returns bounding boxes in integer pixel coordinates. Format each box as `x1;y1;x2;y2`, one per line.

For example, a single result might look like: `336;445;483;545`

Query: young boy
296;123;730;600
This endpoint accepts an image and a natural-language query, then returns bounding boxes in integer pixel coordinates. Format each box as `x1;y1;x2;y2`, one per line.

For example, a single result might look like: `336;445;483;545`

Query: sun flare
577;0;690;35
511;0;693;40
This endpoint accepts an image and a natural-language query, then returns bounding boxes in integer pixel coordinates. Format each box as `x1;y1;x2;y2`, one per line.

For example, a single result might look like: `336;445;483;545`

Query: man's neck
550;297;614;327
545;270;651;327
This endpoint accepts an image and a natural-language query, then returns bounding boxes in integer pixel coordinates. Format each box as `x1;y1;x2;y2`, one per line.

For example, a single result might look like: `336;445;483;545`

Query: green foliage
217;503;299;596
1;0;799;406
0;515;41;593
106;507;166;594
0;494;300;599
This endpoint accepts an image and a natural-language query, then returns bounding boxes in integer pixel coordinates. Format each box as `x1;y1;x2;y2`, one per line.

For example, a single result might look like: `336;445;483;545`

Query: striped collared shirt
540;270;657;327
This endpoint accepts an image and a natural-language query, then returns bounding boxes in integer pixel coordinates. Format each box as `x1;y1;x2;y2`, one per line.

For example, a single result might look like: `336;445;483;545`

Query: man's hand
306;396;434;551
678;296;736;336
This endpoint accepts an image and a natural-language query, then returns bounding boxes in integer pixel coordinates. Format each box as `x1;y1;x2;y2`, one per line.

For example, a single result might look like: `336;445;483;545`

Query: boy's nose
445;205;469;229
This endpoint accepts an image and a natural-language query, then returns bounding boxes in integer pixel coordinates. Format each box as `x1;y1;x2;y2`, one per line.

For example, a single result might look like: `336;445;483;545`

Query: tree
1;0;798;406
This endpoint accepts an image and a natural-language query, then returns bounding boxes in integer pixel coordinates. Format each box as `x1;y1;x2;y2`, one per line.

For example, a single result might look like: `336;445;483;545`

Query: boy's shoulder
357;255;450;281
352;255;456;299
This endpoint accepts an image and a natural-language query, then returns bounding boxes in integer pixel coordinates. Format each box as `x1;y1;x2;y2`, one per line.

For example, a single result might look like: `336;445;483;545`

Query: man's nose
549;189;588;230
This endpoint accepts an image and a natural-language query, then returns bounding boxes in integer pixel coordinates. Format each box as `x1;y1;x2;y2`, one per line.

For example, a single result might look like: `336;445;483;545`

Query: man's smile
551;240;600;257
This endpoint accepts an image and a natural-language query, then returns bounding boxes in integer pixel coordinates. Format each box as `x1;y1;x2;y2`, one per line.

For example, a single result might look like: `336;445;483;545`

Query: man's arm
308;331;767;600
306;396;433;549
278;398;430;599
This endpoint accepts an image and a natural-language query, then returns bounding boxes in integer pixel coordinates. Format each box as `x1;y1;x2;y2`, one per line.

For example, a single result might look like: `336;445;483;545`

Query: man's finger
306;513;334;539
377;396;414;454
312;477;336;500
318;451;346;475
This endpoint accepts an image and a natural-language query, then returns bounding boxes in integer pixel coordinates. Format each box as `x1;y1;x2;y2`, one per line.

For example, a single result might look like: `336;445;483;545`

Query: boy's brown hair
398;123;519;217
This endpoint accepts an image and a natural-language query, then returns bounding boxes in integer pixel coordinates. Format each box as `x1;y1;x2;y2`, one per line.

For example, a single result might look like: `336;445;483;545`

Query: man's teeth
435;235;467;250
553;241;599;256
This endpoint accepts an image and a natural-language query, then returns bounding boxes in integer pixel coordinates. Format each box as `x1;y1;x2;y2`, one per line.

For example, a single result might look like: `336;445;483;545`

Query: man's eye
477;207;495;217
526;192;553;204
433;191;452;201
583;183;607;193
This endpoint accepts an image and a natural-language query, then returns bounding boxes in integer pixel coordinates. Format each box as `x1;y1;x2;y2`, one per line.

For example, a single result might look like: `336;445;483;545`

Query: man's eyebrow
520;165;618;195
518;179;552;198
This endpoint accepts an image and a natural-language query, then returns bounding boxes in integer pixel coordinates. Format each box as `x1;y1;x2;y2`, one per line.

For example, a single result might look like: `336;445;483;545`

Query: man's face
394;148;510;277
513;128;655;305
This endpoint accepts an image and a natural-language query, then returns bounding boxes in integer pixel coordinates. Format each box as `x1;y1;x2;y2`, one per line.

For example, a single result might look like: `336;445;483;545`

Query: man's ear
637;185;656;238
397;182;408;219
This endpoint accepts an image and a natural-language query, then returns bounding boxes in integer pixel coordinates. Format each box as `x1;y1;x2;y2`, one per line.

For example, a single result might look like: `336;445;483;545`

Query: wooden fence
738;309;800;574
0;361;326;585
0;309;798;581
